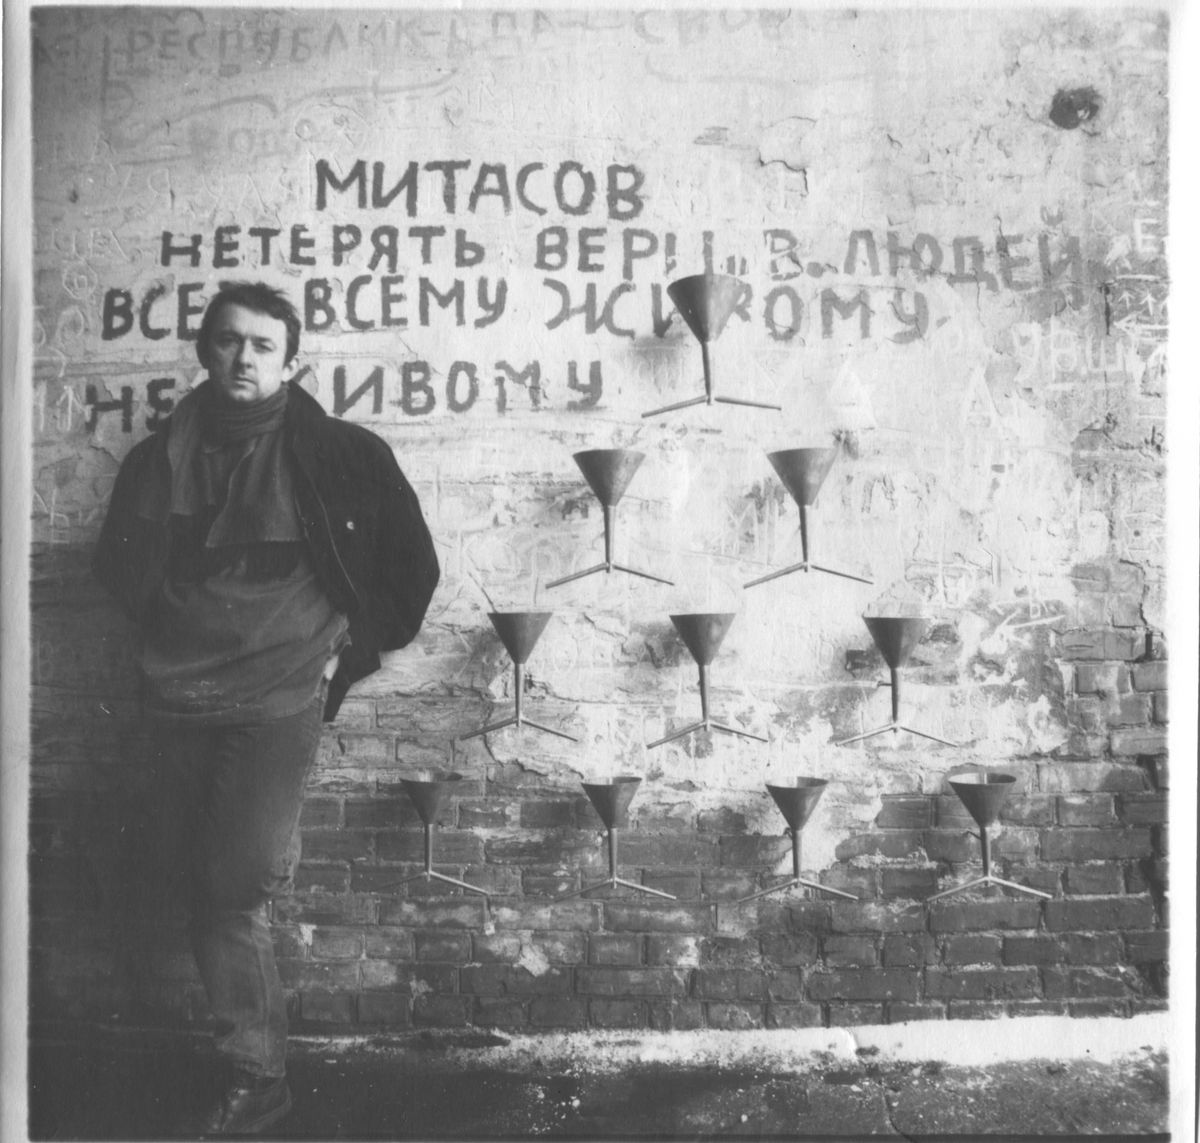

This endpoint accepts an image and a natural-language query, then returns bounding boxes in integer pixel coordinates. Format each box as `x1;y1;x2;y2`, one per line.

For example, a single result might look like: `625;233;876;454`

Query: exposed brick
529;998;588;1029
784;901;834;935
603;902;715;933
886;1002;945;1023
821;868;879;899
363;928;415;960
1038;763;1150;793
1068;968;1133;997
1131;661;1167;691
882;934;938;967
474;997;530;1029
717;836;791;872
835;830;924;861
296;867;352;893
647;1000;706;1031
1002;865;1063;896
807;970;919;1002
1073;663;1128;695
274;893;376;926
1152;692;1167;723
356;992;410;1026
764;970;805;1002
1068;999;1130;1017
518;799;576;828
490;902;601;931
576;967;690;997
485;835;597;865
1040;828;1152;861
1007;1000;1069;1017
926;968;1039;1000
928;900;1043;932
327;732;397;763
1002;936;1063;966
622;834;721;867
1058;628;1142;661
1118;794;1167;825
647;935;701;966
945;1002;1006;1020
1000;796;1056;827
875;797;933;829
697;807;746;833
1056;795;1116;826
413;995;470;1027
942;935;1003;965
1044;896;1155;931
589;999;646;1029
343;797;413;830
458;800;512;829
706;1002;765;1030
827;1003;885;1026
378;899;489;928
1065;696;1106;734
701;870;759;900
879;867;939;899
1108;693;1152;726
923;830;977;863
1109;728;1168;757
589;934;642;965
460;965;572;996
822;936;879;967
310;928;363;960
1062;933;1123;964
759;932;819;967
298;989;356;1024
693;969;768;1002
415;932;472;962
1064;865;1125;895
300;797;344;829
375;830;485;864
767;1003;824;1028
830;902;925;934
301;829;372;863
1125;930;1167;961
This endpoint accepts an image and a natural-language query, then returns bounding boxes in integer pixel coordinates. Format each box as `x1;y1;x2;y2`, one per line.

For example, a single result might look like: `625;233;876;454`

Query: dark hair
196;280;302;368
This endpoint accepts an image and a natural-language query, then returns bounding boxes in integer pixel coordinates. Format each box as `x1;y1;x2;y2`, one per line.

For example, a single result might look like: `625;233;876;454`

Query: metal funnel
949;772;1015;829
582;775;642;830
399;769;463;825
864;616;929;670
488;610;553;664
573;449;644;507
670;612;735;666
767;777;829;832
768;448;837;508
667;273;746;343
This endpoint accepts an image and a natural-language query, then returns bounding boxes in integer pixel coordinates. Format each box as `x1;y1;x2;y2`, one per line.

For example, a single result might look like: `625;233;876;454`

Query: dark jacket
92;381;439;721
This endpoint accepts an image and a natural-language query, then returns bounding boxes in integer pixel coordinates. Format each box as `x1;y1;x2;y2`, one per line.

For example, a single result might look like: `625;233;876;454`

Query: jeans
154;693;324;1078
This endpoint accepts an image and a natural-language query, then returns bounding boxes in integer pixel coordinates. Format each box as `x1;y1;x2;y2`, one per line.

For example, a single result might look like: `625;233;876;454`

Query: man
93;280;439;1135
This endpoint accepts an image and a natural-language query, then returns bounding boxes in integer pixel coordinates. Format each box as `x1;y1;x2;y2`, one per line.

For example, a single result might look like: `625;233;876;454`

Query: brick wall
29;8;1169;1036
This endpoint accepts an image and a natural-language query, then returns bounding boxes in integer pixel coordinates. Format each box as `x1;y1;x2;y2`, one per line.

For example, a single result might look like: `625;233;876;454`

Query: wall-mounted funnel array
745;448;873;588
547;449;674;589
379;770;488;897
928;773;1052;901
836;616;958;748
644;274;782;418
558;775;677;900
458;611;578;743
647;612;767;748
737;777;858;903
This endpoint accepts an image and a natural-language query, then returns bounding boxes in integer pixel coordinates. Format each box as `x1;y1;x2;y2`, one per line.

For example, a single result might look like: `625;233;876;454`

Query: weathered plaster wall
30;7;1169;1031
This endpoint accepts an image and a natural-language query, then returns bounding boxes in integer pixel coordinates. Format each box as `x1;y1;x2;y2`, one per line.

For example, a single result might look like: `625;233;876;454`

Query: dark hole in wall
1049;87;1102;129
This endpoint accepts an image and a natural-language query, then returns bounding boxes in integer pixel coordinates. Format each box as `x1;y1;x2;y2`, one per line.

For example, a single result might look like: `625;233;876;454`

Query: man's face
206;303;293;405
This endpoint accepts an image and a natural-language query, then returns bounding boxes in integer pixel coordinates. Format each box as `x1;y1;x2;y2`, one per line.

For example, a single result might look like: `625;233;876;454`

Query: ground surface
28;1024;1170;1140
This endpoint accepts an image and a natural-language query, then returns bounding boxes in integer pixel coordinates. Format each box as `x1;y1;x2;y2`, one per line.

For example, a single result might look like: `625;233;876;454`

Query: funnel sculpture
546;450;673;589
381;770;488;897
558;776;677;900
737;778;858;903
459;611;578;742
744;448;872;588
928;773;1052;901
835;616;958;747
643;273;782;418
647;613;767;748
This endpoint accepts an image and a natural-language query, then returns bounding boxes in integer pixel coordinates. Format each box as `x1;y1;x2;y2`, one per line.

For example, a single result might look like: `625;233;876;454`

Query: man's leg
167;692;324;1131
